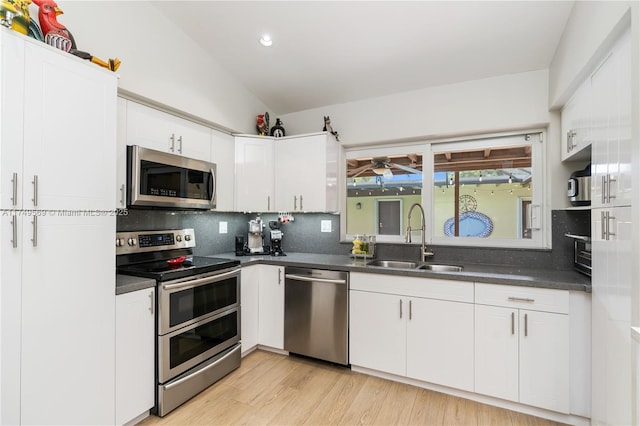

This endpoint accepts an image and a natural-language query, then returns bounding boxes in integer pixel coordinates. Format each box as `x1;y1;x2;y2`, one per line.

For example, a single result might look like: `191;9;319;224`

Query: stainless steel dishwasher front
284;267;349;365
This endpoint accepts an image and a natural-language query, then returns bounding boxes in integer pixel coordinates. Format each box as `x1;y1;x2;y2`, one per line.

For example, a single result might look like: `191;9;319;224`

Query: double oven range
116;228;241;417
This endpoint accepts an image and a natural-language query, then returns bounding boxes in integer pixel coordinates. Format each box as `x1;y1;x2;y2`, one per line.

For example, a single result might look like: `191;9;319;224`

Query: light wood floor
140;350;566;426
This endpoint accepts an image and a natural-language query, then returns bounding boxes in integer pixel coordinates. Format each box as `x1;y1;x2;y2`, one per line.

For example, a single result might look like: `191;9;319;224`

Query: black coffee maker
235;236;245;256
268;220;285;256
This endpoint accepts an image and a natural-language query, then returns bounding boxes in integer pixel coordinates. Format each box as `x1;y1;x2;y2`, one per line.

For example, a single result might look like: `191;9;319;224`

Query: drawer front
350;272;473;303
475;283;569;314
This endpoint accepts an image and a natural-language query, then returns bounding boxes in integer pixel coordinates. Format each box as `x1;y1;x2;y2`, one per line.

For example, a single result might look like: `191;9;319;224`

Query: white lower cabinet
474;283;570;414
258;265;284;350
407;297;474;391
241;265;260;354
350;290;406;376
349;273;474;391
116;288;155;426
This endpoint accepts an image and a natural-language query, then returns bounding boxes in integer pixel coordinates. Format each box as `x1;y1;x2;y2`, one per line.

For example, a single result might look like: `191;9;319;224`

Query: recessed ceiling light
259;35;272;47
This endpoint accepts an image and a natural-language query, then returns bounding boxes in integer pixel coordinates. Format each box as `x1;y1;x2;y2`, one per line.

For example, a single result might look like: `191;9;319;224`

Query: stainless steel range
116;228;241;417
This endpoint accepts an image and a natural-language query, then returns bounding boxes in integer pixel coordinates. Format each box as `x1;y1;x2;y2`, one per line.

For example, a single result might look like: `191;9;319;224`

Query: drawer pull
508;297;535;303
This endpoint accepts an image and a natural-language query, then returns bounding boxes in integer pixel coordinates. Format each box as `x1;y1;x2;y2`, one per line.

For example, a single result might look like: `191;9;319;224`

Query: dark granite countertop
212;252;591;292
116;274;155;295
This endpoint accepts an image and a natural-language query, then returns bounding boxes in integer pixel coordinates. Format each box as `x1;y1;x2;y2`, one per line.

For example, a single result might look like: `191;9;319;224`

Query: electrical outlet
321;220;332;233
219;221;228;234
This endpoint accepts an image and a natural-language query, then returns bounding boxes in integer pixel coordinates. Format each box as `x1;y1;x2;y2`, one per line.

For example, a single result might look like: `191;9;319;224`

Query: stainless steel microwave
127;145;216;209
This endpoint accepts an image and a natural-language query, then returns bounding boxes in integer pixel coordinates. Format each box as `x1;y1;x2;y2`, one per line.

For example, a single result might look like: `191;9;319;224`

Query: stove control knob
115;238;123;247
185;234;191;241
127;238;137;246
176;235;182;242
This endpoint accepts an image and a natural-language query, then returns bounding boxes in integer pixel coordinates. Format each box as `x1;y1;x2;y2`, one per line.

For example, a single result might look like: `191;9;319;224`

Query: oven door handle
163;345;240;390
162;268;241;291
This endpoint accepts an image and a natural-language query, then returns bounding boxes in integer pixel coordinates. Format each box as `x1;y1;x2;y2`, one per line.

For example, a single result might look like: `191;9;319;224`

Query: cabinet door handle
149;291;154;315
399;299;403;319
11;215;17;248
11;172;17;206
409;300;412;320
278;268;282;285
606;212;616;239
524;313;528;337
601;211;608;240
31;216;37;247
511;311;515;335
566;130;576;153
178;136;183;154
267;195;270;211
169;134;175;152
300;195;303;210
294;196;297;210
32;175;38;207
607;174;617;201
602;175;608;204
507;297;535;303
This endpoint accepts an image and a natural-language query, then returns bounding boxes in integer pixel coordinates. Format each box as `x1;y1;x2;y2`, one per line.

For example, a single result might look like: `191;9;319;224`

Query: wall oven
116;228;241;417
127;145;217;210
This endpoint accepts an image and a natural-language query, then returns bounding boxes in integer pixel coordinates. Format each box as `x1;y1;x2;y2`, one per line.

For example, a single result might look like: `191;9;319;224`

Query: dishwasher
284;267;349;365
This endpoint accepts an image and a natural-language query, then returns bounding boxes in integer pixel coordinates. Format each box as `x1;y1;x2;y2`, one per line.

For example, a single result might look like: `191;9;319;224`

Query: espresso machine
269;220;285;256
247;216;265;253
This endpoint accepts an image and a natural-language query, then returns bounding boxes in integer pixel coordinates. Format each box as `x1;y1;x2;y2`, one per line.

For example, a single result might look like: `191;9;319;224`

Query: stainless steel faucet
406;203;434;262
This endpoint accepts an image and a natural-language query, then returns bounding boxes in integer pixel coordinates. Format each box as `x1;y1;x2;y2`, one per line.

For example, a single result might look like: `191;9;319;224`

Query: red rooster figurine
32;0;120;71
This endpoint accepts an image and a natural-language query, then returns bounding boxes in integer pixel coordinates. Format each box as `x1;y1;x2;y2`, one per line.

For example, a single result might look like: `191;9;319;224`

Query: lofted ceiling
152;1;574;115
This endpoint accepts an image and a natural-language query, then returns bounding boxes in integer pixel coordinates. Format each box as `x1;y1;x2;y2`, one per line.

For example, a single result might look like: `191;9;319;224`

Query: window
346;147;423;242
344;132;546;248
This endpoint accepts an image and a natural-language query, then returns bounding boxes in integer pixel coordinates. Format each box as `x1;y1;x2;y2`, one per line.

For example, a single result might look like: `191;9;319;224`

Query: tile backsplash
117;209;588;270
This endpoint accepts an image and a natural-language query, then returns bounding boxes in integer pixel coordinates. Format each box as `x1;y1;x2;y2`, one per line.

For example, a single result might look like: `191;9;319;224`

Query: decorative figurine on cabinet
1;0;31;35
270;118;285;138
256;112;269;135
32;0;121;71
323;116;340;141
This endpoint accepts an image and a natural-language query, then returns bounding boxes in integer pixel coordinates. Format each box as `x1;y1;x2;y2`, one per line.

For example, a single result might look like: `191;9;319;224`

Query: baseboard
350;365;590;426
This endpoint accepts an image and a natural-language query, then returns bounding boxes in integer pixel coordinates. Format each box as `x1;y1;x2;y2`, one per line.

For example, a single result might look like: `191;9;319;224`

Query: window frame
342;130;549;249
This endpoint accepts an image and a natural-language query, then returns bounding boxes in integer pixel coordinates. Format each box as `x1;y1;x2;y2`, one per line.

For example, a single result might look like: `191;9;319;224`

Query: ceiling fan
350;156;422;178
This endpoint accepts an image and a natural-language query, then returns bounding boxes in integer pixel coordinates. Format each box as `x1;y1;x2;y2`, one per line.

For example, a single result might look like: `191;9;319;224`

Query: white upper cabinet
125;100;212;161
211;129;236;211
234;132;340;213
590;28;632;208
23;42;116;210
117;99;237;210
274;133;339;212
560;80;592;162
234;136;275;212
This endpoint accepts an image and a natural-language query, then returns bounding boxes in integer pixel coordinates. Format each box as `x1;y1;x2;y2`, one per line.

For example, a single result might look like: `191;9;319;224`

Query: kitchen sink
416;264;464;272
366;260;420;269
366;260;463;272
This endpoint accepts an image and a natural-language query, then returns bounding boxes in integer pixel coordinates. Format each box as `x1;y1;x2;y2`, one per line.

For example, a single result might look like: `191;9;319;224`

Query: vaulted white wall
54;1;269;134
279;70;550;145
548;1;633;107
